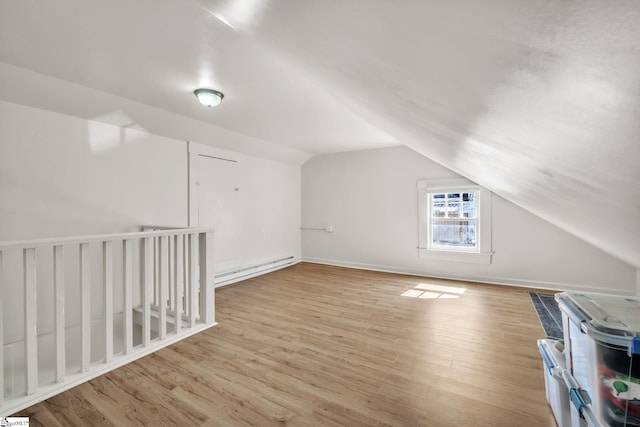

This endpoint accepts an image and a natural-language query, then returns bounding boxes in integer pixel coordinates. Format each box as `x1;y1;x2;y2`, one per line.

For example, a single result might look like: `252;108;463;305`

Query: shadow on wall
88;111;149;154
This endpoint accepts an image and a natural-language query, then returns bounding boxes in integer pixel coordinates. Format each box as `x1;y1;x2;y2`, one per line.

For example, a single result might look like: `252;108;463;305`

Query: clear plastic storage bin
557;292;640;427
538;339;572;427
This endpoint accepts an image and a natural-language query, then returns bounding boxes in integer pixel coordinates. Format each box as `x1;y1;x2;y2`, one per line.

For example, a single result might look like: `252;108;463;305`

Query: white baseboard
301;257;635;295
214;256;299;288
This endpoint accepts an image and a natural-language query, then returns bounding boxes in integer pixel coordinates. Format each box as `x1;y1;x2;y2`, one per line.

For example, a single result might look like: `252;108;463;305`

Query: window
430;191;477;249
418;179;492;264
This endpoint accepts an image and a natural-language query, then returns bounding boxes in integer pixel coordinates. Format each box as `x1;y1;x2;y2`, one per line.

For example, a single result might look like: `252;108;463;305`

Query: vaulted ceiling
1;0;639;269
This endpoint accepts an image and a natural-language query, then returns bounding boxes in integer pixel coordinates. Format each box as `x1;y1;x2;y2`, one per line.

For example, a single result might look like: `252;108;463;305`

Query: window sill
418;248;492;265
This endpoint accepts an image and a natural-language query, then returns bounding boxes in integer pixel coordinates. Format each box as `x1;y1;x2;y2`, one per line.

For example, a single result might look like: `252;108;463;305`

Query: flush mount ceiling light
194;88;224;107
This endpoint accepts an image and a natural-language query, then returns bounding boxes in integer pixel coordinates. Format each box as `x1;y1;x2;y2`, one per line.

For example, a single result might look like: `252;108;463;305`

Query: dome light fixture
194;88;224;107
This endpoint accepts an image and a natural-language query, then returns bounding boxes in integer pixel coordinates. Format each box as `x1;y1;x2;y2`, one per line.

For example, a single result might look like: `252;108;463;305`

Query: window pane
432;193;446;217
447;193;460;218
462;192;477;218
431;220;476;248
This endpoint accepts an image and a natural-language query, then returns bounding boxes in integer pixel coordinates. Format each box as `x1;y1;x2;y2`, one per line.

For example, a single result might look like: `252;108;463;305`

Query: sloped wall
301;146;637;294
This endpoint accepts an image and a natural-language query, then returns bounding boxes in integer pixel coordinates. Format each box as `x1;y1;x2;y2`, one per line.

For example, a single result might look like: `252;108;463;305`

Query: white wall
188;142;301;272
239;155;301;267
301;146;637;294
0;100;188;240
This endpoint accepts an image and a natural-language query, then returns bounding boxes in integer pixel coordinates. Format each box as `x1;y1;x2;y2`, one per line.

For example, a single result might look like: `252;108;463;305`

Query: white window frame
417;178;492;264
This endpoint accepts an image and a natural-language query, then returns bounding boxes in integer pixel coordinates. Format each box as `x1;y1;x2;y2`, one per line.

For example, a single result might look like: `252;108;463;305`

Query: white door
196;155;240;271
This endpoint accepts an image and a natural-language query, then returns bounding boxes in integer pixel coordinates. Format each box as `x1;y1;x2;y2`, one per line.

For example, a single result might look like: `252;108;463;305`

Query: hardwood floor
15;262;557;426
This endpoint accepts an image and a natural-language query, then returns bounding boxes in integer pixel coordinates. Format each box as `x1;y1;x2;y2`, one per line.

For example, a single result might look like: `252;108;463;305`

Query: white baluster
168;235;175;315
199;231;214;325
154;236;159;307
158;236;167;340
189;234;197;327
142;237;152;346
54;245;65;383
175;235;184;334
103;241;113;362
123;239;133;354
183;234;190;324
24;247;38;394
80;243;91;372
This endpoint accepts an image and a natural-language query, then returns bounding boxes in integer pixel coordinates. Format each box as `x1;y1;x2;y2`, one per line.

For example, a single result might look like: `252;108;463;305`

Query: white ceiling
1;0;639;269
0;0;397;155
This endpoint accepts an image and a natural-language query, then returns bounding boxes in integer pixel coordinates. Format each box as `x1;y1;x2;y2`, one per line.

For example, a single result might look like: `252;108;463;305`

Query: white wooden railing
0;228;215;416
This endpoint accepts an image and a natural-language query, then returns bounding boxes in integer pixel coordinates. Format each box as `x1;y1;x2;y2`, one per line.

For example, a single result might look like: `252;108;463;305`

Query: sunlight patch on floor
401;282;467;299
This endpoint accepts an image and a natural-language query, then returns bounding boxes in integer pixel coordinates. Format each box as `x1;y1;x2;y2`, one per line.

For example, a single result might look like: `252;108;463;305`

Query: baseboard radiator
215;256;297;287
0;227;216;416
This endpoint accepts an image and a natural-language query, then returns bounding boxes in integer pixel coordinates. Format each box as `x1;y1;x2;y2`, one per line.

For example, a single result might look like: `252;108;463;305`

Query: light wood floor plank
14;262;556;426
